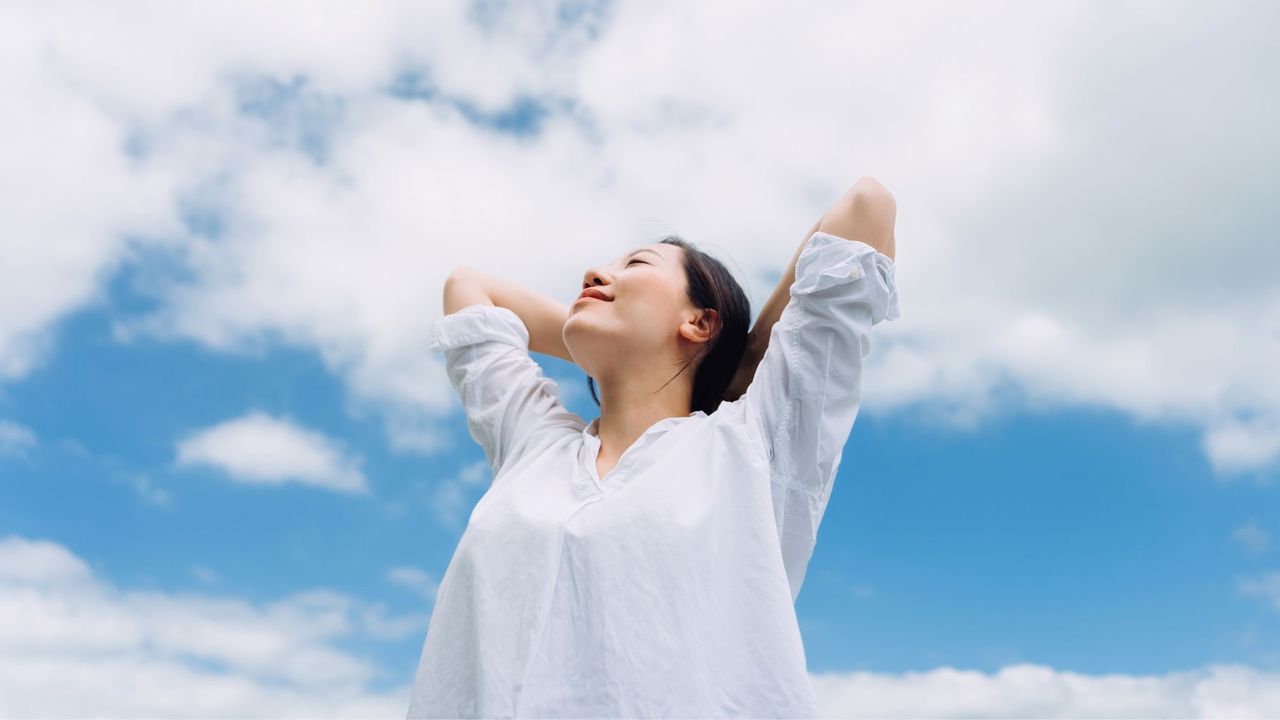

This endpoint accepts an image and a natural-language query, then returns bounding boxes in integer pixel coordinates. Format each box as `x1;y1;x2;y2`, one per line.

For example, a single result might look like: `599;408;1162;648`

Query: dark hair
587;235;752;415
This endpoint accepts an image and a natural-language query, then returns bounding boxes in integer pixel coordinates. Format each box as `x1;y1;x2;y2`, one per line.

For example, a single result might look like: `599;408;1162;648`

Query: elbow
446;264;481;282
819;177;898;261
851;176;896;210
442;266;494;315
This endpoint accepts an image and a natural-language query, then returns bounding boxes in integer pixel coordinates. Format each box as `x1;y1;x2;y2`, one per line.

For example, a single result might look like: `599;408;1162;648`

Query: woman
407;177;901;718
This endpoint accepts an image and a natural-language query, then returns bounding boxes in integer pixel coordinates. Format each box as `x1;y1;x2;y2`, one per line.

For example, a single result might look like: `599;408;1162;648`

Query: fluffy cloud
811;663;1280;718
1234;519;1271;554
175;410;367;492
430;459;489;530
1;4;1277;473
387;565;440;603
0;534;422;718
4;534;1280;718
0;419;38;458
1239;571;1280;613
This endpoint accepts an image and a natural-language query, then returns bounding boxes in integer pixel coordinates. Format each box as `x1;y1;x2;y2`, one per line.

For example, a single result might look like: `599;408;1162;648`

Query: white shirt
407;231;901;718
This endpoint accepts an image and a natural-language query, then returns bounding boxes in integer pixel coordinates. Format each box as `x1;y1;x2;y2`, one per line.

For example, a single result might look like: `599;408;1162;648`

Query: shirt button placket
601;447;643;491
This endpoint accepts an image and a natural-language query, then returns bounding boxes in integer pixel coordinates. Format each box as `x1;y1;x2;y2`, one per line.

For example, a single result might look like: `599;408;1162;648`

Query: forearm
747;215;822;358
442;267;574;362
723;216;822;402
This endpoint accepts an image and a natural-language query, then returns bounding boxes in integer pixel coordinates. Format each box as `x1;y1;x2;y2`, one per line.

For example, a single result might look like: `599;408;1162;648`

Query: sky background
2;0;1279;716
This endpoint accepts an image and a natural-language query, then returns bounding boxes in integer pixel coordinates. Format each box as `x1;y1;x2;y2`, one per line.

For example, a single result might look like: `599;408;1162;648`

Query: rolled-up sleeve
741;231;901;601
430;304;580;480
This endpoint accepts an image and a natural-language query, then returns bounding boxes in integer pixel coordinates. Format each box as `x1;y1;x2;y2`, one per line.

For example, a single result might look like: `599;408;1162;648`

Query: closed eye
627;259;647;266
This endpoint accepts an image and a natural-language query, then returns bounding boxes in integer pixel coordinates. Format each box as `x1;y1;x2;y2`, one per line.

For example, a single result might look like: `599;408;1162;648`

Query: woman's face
563;242;706;378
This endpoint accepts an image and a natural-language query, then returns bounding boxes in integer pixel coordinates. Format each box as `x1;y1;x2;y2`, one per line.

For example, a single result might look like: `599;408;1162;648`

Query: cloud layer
2;1;1277;476
3;533;1280;717
0;534;418;717
811;663;1280;718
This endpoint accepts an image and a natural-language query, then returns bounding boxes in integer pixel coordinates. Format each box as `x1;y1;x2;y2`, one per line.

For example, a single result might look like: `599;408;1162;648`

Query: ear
680;307;719;344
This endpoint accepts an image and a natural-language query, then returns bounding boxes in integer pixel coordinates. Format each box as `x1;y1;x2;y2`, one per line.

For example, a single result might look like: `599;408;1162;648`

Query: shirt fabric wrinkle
407;231;901;718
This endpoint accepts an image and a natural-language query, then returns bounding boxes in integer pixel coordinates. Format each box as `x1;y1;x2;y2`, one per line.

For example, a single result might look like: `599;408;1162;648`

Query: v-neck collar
581;410;708;491
582;410;706;440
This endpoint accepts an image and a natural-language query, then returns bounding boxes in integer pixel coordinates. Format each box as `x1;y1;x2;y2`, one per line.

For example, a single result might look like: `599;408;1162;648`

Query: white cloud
811;663;1280;718
175;410;367;493
457;459;488;486
1235;520;1270;554
5;534;1280;717
429;460;489;530
0;419;37;459
1238;571;1280;613
0;3;184;381
40;438;175;506
430;477;468;529
0;535;95;588
375;457;486;526
0;534;421;718
0;0;1277;479
387;566;439;603
118;470;172;507
190;564;220;584
1205;417;1280;478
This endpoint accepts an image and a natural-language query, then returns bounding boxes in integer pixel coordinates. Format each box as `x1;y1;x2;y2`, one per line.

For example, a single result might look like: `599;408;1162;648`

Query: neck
592;364;695;459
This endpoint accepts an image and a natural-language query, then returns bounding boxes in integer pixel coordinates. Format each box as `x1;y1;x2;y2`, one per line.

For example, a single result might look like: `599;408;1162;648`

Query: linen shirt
406;231;901;718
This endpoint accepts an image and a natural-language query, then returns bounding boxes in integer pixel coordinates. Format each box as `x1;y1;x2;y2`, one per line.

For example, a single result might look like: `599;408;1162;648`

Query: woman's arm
722;216;820;402
442;266;574;363
749;215;823;357
723;177;897;402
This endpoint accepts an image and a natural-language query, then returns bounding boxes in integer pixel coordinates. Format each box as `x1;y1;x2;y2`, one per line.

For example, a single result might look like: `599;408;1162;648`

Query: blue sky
2;0;1279;716
4;285;1278;701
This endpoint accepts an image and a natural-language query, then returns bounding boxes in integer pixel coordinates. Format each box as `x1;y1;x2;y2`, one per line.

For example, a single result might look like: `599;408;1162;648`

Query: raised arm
442;267;574;363
723;176;897;401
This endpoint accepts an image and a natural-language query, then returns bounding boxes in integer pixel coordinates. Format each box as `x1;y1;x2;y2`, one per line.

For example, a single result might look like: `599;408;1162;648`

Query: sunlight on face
562;243;693;377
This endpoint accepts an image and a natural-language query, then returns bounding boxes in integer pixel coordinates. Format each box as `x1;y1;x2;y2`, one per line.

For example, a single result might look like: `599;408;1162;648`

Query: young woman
407;177;901;718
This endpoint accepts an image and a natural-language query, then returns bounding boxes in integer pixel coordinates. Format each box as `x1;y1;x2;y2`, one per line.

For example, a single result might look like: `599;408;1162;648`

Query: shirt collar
583;410;707;443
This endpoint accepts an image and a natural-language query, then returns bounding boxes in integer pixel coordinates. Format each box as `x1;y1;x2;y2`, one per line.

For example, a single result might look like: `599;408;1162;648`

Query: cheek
623;277;676;310
620;278;683;327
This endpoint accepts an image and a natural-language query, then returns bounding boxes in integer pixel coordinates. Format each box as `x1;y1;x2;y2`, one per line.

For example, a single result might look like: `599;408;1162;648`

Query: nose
582;264;610;292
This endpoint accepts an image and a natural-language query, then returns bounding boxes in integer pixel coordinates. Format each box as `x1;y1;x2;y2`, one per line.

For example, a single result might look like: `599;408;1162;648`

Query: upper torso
408;400;819;717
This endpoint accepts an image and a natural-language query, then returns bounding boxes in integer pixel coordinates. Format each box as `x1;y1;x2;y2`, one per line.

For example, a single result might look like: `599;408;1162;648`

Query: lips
578;288;613;302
